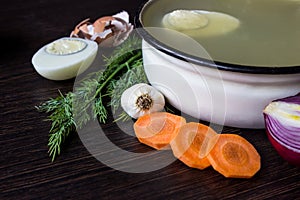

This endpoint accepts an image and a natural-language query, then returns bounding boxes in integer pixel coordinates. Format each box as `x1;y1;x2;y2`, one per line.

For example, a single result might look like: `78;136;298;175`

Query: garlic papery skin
121;83;165;119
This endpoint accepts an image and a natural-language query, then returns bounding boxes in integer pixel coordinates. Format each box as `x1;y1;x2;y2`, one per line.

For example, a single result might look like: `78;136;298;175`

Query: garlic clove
121;83;165;119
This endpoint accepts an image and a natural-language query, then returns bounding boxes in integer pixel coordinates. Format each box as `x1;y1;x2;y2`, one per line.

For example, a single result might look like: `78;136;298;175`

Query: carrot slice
170;122;218;169
207;134;261;178
134;112;186;150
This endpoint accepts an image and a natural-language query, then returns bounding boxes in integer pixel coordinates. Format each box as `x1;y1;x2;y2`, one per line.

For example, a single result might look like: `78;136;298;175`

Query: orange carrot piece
134;112;186;150
170;122;218;170
207;134;261;178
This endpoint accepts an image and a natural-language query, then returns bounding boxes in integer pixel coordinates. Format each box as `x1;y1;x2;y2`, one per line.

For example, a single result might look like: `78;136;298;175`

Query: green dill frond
113;111;132;122
37;91;76;161
108;61;148;121
103;35;142;67
93;94;107;123
36;35;145;161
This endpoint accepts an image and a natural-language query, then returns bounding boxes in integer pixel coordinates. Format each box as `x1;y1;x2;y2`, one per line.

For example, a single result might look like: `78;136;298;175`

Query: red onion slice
263;93;300;149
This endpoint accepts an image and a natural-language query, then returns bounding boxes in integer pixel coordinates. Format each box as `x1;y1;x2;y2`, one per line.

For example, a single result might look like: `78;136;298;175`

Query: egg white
32;37;98;80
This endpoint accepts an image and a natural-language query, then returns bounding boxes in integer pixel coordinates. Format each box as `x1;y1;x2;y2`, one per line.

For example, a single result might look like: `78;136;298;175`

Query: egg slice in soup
162;10;240;37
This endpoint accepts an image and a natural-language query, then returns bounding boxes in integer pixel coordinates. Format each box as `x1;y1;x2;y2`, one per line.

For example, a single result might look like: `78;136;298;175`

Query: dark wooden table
1;0;299;199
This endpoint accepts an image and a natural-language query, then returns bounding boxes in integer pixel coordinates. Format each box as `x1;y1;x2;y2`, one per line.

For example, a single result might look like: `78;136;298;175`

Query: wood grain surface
1;0;299;199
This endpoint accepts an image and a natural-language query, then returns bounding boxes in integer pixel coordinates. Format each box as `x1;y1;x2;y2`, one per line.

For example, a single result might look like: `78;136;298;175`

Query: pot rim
135;0;300;75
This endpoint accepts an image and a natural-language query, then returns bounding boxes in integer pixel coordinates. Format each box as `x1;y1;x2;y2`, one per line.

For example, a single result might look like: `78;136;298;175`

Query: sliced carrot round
207;134;261;178
170;122;217;170
134;112;186;150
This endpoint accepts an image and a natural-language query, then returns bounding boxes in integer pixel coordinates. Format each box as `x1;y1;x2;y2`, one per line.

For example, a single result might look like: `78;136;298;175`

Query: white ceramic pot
137;0;300;129
141;40;300;129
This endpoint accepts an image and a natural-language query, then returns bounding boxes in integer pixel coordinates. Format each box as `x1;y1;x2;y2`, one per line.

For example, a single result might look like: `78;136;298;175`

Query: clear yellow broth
141;0;300;67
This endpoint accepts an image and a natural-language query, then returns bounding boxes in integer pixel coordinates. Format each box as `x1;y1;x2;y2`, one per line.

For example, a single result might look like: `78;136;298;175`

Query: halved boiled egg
32;37;98;80
162;10;240;37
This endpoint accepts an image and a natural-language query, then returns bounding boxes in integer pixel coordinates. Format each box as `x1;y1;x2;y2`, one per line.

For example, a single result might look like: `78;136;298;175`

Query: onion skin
263;93;300;166
276;93;300;105
266;128;300;167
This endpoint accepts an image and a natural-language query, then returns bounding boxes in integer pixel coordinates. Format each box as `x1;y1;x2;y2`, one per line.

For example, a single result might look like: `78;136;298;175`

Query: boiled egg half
32;37;98;80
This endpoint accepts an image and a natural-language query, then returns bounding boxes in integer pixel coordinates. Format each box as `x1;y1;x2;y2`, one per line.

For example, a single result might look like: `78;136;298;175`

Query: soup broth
141;0;300;67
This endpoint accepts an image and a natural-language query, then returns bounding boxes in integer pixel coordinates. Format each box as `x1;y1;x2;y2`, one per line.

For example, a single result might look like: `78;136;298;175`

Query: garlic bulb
121;83;165;119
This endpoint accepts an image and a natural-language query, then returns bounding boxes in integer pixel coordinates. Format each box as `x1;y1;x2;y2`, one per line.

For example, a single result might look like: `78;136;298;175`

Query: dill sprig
36;35;145;161
36;91;75;161
107;59;148;121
